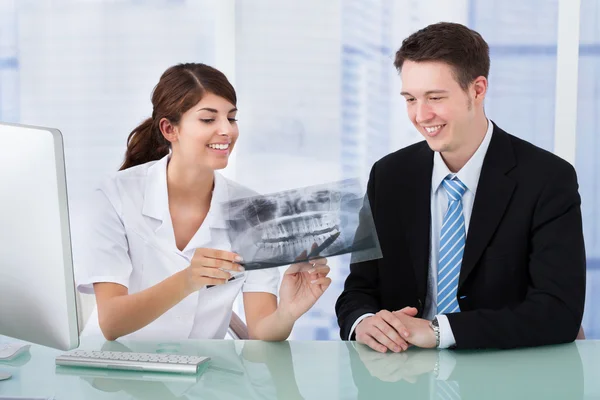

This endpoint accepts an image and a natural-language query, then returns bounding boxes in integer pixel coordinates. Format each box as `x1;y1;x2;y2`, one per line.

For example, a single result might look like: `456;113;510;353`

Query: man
335;22;586;351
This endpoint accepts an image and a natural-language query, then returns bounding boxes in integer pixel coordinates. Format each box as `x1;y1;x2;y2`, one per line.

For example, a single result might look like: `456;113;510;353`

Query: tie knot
442;176;467;201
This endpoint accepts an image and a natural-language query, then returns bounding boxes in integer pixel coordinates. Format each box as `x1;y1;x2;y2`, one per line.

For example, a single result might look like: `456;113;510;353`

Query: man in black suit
335;22;586;351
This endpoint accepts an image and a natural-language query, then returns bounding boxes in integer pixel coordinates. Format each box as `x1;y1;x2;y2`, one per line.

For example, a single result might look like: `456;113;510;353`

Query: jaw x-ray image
220;179;382;270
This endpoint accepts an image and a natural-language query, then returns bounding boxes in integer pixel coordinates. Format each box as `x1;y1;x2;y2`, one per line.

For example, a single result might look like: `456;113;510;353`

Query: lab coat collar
177;171;231;255
140;154;232;256
204;172;229;229
141;154;230;229
141;154;170;223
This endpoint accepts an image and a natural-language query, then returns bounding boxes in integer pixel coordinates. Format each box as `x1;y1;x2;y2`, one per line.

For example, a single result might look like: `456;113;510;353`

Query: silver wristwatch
429;316;440;348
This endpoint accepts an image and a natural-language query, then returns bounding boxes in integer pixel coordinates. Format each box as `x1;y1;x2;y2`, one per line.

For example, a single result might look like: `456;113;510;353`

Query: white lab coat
74;154;280;340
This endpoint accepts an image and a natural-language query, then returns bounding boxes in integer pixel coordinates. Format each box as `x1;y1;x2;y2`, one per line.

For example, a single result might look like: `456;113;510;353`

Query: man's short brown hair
394;22;490;91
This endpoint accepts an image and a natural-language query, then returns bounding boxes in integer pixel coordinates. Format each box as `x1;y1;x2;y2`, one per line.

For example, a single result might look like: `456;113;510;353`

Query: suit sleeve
447;163;586;349
336;163;382;340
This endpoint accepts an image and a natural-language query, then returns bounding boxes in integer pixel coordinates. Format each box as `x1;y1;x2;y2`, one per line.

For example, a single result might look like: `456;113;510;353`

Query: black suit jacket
336;122;586;349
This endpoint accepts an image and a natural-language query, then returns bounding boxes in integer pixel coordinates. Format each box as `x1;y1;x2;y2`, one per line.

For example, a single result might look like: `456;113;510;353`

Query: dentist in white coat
75;63;331;341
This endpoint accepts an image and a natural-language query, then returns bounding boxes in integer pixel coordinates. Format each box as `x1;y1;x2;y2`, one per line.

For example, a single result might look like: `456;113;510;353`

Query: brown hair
120;63;237;170
394;22;490;91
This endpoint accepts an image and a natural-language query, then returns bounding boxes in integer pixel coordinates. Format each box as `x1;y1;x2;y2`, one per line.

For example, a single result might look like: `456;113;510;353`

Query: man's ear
159;118;178;143
472;76;488;102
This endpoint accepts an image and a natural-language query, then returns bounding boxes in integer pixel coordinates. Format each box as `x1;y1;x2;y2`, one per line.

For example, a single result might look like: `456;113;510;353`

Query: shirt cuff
436;314;456;349
348;313;375;340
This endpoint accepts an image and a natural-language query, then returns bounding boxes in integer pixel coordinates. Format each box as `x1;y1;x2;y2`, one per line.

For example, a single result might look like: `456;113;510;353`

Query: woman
76;63;331;341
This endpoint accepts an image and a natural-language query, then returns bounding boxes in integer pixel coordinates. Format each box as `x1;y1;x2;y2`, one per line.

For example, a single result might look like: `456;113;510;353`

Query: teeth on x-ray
258;227;342;259
255;214;342;259
221;178;382;269
260;215;337;242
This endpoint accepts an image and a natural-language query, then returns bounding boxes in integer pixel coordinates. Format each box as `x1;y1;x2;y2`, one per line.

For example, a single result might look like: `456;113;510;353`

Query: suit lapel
459;125;517;288
406;145;434;300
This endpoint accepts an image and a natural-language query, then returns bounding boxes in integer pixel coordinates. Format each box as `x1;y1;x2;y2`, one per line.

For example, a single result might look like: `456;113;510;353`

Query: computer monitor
0;122;79;351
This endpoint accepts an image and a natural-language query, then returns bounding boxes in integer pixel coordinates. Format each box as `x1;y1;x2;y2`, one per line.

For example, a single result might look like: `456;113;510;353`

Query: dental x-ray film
220;179;382;270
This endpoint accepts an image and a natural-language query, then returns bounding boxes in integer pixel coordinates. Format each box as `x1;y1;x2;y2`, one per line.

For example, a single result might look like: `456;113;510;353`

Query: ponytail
119;117;170;170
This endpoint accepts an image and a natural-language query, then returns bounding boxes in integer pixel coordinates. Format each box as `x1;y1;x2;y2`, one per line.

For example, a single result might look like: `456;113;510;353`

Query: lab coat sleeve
73;184;133;294
242;267;280;296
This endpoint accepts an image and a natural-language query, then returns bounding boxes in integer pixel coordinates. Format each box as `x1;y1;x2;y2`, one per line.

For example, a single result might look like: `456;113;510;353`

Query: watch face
432;317;439;328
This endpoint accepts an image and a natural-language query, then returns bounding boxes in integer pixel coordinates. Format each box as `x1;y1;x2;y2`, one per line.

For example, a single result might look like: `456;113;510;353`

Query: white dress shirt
349;120;494;348
74;154;280;340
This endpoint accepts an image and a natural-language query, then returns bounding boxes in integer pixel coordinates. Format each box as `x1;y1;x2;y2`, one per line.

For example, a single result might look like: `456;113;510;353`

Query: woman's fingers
309;265;330;275
196;248;242;263
193;248;245;272
197;255;244;272
310;276;331;286
188;264;231;280
308;256;328;265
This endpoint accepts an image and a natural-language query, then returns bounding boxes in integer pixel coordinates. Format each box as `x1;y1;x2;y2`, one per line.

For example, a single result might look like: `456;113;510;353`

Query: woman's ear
159;118;178;143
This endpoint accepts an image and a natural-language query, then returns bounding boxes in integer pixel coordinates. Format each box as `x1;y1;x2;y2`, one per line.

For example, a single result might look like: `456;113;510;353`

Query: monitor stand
0;371;11;380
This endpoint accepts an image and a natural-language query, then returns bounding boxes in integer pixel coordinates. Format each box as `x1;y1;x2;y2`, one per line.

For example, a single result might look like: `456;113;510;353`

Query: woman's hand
182;248;244;294
278;244;332;322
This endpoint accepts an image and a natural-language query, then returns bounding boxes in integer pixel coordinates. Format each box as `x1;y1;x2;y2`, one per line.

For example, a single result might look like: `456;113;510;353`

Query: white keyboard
55;350;210;374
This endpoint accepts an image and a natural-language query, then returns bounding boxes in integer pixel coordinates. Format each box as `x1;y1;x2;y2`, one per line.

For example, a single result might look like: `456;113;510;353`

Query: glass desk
0;336;598;399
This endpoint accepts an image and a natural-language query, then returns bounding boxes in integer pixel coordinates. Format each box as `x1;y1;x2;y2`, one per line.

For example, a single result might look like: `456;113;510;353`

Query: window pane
4;0;217;206
577;0;600;339
471;0;558;152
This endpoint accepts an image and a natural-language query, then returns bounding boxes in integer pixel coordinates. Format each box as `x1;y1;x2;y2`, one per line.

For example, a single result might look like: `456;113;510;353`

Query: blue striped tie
437;176;467;315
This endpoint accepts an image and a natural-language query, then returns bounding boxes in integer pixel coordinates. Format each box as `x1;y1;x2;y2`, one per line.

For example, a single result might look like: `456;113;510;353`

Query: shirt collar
432;119;494;194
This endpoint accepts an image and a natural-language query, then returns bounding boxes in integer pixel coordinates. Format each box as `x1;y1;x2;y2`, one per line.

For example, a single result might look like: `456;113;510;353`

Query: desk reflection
57;339;303;400
349;342;584;400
